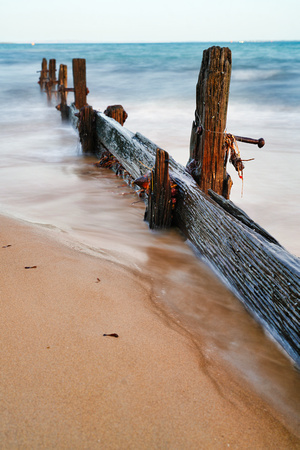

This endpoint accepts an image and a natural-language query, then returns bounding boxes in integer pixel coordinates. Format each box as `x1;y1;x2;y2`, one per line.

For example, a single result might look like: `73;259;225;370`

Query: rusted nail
233;135;265;148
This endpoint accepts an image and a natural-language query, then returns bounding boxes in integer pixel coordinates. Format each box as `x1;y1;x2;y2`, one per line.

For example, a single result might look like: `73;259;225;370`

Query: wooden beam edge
68;103;300;364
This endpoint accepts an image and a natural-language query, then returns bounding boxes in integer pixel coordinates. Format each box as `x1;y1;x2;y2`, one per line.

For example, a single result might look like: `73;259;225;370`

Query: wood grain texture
39;58;47;90
189;46;232;196
45;59;56;101
57;64;69;120
104;105;128;126
146;148;173;229
69;104;300;365
72;59;87;110
77;105;97;154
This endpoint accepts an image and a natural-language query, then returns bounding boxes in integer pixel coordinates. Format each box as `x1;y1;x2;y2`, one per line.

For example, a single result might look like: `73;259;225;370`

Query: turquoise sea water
0;42;300;430
0;41;299;254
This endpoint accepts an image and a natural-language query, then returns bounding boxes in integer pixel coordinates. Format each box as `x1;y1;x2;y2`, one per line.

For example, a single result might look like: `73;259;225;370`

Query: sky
1;0;299;43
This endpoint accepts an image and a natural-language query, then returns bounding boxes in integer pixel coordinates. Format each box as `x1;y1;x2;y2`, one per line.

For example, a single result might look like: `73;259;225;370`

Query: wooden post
49;59;56;81
57;64;69;120
146;148;173;229
46;59;57;101
72;59;87;109
187;46;232;198
66;106;300;364
58;64;68;99
104;105;128;126
77;105;97;154
38;58;47;90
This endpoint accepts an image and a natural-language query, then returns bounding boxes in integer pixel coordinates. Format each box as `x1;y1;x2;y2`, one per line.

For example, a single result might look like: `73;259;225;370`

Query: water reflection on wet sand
1;144;299;435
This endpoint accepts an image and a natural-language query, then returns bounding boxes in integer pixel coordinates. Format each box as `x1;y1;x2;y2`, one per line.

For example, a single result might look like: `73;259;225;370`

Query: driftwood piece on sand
69;104;300;365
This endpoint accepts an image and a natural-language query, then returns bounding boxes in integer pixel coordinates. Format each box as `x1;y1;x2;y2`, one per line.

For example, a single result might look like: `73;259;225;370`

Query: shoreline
1;214;299;448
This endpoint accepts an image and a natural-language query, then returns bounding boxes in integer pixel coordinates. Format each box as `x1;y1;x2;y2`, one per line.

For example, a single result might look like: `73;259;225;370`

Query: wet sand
1;215;299;449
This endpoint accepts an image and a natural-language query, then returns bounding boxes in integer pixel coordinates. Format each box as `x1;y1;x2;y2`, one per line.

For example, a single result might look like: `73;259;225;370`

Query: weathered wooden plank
173;172;300;364
69;105;300;364
207;189;281;246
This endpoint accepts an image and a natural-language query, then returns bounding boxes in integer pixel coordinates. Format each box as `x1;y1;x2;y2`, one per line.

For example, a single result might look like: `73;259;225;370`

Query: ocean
1;41;299;255
0;41;299;429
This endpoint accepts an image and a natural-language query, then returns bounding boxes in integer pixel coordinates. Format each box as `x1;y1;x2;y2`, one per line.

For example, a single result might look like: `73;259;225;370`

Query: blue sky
1;0;299;43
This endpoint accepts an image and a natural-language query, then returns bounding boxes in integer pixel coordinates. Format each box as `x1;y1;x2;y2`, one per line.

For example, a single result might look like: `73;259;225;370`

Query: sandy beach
0;214;299;449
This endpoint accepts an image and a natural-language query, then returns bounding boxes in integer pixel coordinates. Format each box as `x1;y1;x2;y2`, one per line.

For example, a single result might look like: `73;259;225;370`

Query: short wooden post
146;148;173;229
104;105;128;126
77;105;97;154
72;59;87;109
187;46;232;198
46;58;57;101
57;64;69;120
38;58;48;90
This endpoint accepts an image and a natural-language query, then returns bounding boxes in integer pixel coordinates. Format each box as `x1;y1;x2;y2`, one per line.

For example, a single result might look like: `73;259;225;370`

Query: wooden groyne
38;49;300;366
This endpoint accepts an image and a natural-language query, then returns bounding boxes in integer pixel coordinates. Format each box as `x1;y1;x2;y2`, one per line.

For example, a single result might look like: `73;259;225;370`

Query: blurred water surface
0;42;299;434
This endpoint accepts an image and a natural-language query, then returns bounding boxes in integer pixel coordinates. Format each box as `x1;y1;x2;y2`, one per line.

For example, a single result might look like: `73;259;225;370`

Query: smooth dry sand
0;215;299;449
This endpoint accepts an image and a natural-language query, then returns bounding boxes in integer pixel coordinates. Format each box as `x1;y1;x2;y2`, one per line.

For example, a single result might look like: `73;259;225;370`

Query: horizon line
1;39;299;45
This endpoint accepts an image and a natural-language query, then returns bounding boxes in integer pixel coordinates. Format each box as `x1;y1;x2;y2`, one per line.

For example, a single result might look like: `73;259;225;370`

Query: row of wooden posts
38;58;85;116
37;51;300;365
39;57;181;229
38;49;263;230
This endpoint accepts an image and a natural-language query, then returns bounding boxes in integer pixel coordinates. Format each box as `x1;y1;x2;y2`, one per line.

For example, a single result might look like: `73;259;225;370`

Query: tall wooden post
38;58;48;90
146;148;173;229
46;59;57;101
187;46;232;198
57;64;69;120
72;59;87;109
49;59;56;82
58;64;67;97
